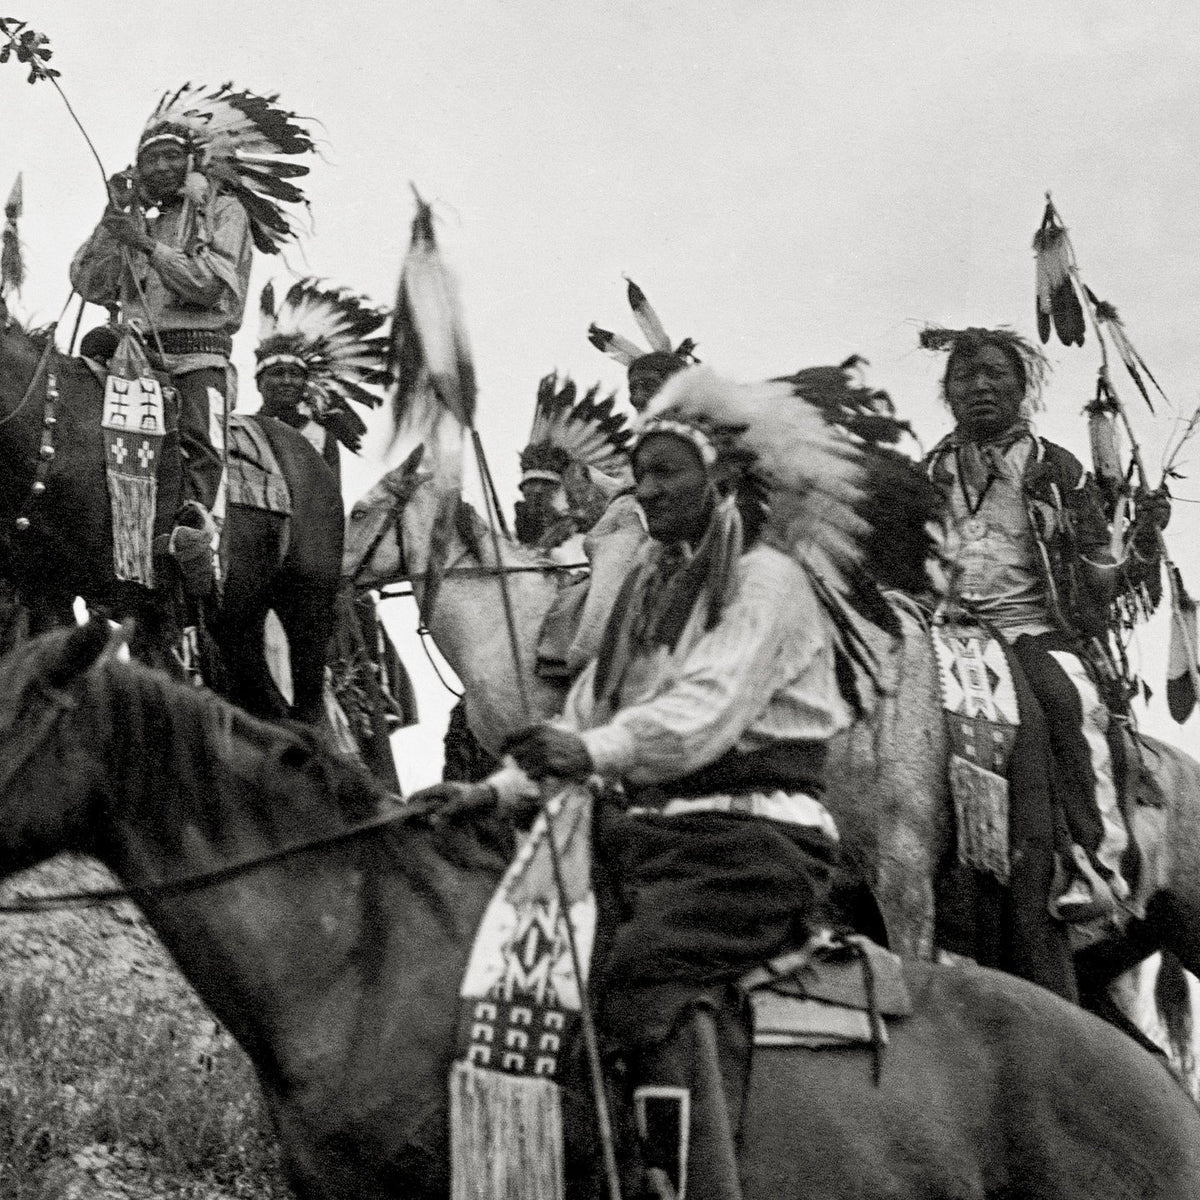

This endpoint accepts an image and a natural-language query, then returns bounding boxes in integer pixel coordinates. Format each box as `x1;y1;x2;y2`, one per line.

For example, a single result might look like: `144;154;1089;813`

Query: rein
0;662;443;914
0;792;442;914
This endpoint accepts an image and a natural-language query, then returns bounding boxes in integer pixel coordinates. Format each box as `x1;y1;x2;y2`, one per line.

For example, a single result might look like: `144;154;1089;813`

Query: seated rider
69;84;315;596
921;325;1169;923
488;363;938;1200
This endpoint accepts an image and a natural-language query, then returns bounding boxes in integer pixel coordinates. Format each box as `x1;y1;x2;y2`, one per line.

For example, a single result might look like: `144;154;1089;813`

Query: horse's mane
75;654;515;880
90;657;388;849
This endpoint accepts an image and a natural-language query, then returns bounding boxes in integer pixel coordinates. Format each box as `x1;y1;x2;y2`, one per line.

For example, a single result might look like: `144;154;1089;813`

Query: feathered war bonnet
588;278;698;381
137;83;315;253
519;373;632;489
636;361;943;640
255;279;390;453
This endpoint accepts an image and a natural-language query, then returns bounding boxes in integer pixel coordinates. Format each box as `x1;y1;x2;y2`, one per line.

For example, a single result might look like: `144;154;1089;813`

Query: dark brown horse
2;619;1198;1200
0;304;342;724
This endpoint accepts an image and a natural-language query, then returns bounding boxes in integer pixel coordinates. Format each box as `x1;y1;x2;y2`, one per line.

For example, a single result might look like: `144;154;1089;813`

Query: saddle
603;935;912;1200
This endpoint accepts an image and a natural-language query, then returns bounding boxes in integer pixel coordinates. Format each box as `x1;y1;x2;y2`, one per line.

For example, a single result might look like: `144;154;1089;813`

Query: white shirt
561;544;852;787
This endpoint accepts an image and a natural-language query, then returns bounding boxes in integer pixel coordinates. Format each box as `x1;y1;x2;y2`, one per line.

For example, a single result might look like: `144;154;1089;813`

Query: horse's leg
216;522;290;721
271;580;337;726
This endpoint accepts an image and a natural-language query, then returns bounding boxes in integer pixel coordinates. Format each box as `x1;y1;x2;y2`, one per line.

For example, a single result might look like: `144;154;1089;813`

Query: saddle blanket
226;415;291;515
740;935;910;1049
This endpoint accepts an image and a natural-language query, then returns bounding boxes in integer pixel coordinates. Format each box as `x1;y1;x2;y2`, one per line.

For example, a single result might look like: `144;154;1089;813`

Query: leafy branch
0;18;108;190
0;17;58;83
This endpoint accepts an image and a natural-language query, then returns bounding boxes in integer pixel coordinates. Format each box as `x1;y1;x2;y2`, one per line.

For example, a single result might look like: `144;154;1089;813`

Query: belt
152;329;233;359
627;792;840;839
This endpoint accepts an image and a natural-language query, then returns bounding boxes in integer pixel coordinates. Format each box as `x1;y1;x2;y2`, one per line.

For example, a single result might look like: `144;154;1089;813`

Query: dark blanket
593;808;841;1048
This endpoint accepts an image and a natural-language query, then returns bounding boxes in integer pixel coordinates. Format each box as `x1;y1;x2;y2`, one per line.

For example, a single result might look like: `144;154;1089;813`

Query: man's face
628;364;672;413
136;143;189;205
633;433;714;545
258;362;310;415
944;343;1025;441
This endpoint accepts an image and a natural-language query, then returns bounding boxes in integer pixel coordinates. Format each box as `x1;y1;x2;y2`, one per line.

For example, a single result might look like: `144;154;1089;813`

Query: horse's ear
385;443;430;497
46;617;111;687
402;442;427;474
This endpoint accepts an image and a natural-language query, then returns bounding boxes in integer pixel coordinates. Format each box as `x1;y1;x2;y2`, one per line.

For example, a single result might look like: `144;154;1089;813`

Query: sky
2;1;1199;788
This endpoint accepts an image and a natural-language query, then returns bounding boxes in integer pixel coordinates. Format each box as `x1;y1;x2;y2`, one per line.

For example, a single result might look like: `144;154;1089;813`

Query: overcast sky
3;2;1199;787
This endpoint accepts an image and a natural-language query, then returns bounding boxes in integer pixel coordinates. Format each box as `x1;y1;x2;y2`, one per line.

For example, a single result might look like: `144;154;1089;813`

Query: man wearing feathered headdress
69;84;314;594
589;278;698;414
478;363;938;1200
921;325;1170;927
254;278;389;490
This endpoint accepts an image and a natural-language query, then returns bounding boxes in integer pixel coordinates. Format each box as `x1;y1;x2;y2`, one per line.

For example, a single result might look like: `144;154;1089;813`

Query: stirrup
1049;845;1122;924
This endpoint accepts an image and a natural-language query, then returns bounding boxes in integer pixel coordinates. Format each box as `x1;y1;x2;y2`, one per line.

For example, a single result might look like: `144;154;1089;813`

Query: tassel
450;1062;564;1200
1032;196;1085;347
1085;287;1165;413
1086;378;1124;513
625;277;672;352
1167;565;1198;723
1;172;24;298
104;464;157;586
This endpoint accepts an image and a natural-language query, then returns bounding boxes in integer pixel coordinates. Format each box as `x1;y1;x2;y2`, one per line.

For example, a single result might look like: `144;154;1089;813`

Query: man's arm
69;220;124;306
147;194;252;308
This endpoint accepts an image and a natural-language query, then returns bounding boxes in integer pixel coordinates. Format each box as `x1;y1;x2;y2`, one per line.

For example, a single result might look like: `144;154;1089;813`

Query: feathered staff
1033;194;1198;719
1033;197;1085;347
1;173;23;298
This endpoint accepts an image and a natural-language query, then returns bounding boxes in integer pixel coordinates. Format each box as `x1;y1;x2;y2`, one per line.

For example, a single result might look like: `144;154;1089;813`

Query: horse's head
0;618;125;875
343;443;433;588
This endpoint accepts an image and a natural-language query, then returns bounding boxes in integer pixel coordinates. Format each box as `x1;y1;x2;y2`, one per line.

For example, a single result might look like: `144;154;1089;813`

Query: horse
0;304;342;725
344;452;1200;1031
2;618;1199;1200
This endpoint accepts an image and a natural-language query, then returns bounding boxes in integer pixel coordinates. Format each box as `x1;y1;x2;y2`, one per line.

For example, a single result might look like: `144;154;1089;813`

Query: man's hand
1134;486;1172;536
101;210;154;255
408;781;497;826
105;170;135;213
504;724;593;781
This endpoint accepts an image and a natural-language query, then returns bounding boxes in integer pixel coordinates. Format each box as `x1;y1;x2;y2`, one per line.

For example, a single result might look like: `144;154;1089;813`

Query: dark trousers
1009;632;1104;858
174;366;229;513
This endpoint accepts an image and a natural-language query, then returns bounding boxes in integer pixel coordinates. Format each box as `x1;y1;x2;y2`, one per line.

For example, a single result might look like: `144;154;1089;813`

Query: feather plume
642;364;943;638
389;193;476;444
586;324;641;367
1167;564;1199;723
1084;287;1165;414
1;172;24;298
589;281;697;368
140;83;315;254
1032;197;1085;347
521;373;632;480
256;278;388;453
625;278;672;352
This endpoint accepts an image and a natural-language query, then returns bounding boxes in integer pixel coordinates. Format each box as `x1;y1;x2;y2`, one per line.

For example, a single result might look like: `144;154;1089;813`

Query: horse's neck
94;686;503;1100
403;486;565;745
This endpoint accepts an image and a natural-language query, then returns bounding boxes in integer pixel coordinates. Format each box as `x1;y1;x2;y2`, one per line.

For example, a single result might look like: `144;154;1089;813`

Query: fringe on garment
105;466;157;586
450;1062;564;1200
949;755;1011;885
